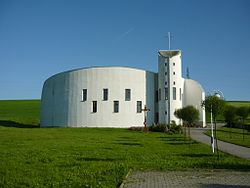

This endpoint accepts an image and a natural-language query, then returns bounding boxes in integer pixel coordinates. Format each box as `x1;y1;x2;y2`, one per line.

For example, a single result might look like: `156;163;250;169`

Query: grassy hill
0;100;40;127
0;100;250;187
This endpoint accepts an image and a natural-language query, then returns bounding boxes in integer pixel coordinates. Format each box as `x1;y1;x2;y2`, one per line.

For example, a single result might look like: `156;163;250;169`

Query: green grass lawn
206;127;250;148
1;127;250;188
0;100;40;126
0;100;250;187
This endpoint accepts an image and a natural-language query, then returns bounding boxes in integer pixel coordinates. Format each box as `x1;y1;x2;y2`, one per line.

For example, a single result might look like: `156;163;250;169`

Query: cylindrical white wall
158;50;183;124
41;67;156;128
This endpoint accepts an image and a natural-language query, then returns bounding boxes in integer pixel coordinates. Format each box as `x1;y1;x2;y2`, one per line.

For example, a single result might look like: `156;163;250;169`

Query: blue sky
0;0;250;100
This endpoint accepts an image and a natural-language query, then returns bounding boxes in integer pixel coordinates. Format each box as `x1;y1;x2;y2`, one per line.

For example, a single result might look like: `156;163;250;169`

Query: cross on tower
141;105;150;133
165;32;173;50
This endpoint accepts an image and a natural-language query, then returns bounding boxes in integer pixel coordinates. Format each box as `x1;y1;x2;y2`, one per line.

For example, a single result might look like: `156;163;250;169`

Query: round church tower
157;50;184;124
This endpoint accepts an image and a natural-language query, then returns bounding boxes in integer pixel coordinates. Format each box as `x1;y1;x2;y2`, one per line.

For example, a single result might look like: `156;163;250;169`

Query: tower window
158;88;161;101
103;88;108;101
114;101;119;113
173;62;175;66
173;81;175;85
137;101;142;113
165;87;168;100
155;90;158;102
92;101;97;113
180;88;182;101
173;72;175;75
82;89;87;101
173;87;176;100
165;72;167;76
165;81;168;85
125;89;131;101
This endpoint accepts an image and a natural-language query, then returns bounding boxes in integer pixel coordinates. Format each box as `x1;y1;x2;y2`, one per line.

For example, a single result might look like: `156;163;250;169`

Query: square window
92;101;97;113
137;101;142;113
82;89;87;101
103;88;108;101
114;101;119;113
125;89;131;101
173;87;176;100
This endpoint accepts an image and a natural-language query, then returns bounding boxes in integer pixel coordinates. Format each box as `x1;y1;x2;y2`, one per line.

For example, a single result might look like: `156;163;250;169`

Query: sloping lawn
1;100;250;187
1;127;250;188
206;127;250;148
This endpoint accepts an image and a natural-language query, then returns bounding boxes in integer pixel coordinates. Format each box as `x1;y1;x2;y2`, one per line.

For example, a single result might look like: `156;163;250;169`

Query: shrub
168;121;183;134
128;126;144;131
149;124;168;132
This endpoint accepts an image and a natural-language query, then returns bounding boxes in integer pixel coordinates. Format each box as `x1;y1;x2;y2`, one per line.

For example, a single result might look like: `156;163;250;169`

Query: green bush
168;121;183;134
149;124;168;132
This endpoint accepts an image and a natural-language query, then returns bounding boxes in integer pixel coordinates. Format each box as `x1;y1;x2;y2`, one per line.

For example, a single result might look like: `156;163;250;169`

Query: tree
174;105;199;139
202;95;225;156
223;105;237;138
236;106;249;140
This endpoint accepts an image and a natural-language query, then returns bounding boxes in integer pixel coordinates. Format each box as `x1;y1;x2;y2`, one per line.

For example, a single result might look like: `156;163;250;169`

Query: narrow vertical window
173;87;176;100
92;101;97;113
155;90;158;102
103;88;108;101
173;72;175;75
114;101;119;113
173;62;175;66
82;89;87;101
173;81;175;85
165;87;168;100
179;88;182;101
158;88;161;101
137;101;142;113
125;89;131;101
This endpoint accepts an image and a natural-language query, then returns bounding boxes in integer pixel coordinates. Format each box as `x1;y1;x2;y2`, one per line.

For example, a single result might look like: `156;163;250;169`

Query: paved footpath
122;170;250;188
190;128;250;159
122;128;250;188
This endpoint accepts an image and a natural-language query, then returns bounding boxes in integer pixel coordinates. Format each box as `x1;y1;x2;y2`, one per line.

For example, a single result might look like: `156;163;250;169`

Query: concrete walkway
121;128;250;188
122;170;250;188
190;128;250;159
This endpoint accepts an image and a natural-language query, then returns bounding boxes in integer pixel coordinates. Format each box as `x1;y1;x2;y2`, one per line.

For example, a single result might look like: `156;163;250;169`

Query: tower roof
158;50;181;57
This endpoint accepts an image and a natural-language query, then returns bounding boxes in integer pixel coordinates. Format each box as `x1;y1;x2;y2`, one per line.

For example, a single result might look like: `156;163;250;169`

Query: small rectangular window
137;101;142;113
179;88;182;101
173;72;175;75
155;90;158;102
103;88;108;101
158;88;161;101
92;101;97;113
165;87;168;100
173;62;175;66
82;89;87;101
125;89;131;101
114;101;119;113
173;87;176;100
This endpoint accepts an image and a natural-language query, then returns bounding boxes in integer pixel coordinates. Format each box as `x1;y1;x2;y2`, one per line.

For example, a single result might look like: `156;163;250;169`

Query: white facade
41;67;156;127
41;50;205;128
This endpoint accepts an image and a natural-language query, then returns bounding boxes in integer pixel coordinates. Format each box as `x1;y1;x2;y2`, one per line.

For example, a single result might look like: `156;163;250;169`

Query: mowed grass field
0;100;250;187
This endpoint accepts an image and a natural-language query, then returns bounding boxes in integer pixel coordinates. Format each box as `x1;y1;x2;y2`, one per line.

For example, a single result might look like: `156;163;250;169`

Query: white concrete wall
41;67;156;128
183;79;206;127
158;50;183;124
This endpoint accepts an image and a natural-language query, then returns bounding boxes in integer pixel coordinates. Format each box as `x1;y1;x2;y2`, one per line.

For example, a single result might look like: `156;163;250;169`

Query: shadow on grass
77;157;119;162
166;141;198;145
116;142;142;146
180;153;212;157
202;184;250;188
0;120;39;128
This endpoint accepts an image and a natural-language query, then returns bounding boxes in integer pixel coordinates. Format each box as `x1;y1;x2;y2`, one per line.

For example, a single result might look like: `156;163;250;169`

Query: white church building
41;50;205;128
